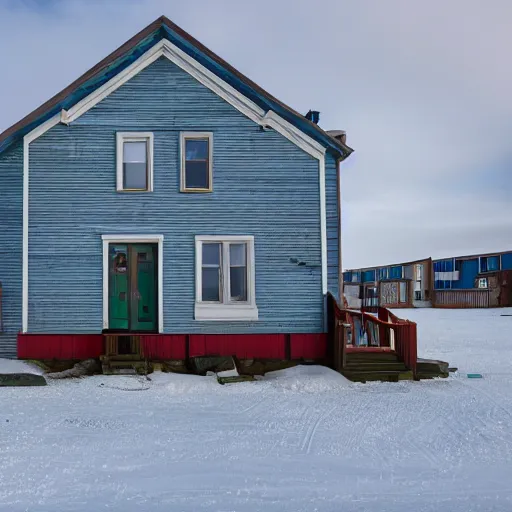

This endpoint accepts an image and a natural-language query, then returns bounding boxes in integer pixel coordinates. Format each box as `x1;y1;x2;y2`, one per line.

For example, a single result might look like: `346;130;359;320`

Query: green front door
108;243;157;332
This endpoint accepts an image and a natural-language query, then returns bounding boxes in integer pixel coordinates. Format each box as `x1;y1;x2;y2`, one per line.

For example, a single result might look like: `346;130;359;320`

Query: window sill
194;303;259;321
180;188;213;193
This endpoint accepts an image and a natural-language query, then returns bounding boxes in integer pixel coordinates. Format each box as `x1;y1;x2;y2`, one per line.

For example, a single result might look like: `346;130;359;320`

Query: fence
327;293;417;378
434;289;490;308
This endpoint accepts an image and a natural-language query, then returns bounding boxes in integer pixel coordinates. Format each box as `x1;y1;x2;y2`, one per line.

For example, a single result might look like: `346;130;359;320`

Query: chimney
327;130;347;145
305;110;320;124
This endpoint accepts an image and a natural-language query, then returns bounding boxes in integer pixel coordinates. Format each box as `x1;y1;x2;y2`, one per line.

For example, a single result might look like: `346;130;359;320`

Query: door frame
102;234;164;332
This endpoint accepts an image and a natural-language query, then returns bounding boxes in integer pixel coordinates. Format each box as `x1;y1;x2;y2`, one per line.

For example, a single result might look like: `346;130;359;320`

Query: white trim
261;110;325;159
65;40;265;126
194;235;258;321
101;234;164;332
116;132;154;192
22;113;62;333
180;132;213;192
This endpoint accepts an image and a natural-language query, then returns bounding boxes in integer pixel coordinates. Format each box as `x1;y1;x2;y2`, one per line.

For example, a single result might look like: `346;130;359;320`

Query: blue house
0;16;352;360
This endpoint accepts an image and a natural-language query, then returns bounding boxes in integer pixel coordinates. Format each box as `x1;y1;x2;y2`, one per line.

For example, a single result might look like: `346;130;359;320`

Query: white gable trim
64;39;266;126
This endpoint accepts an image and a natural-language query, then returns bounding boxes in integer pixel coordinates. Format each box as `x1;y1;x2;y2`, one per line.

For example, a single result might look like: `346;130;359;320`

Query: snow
0;359;43;375
1;308;512;511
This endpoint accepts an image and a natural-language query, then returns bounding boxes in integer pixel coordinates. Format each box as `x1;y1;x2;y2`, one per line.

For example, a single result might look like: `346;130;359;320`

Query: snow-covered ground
1;308;512;511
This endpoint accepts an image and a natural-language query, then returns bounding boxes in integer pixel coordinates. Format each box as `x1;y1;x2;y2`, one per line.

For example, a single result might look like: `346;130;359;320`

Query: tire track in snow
302;405;337;454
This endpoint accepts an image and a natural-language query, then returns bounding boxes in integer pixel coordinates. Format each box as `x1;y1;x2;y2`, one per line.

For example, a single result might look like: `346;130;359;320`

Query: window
195;236;257;320
477;277;488;289
399;282;407;303
480;256;499;273
378;267;389;281
180;132;213;192
116;132;153;192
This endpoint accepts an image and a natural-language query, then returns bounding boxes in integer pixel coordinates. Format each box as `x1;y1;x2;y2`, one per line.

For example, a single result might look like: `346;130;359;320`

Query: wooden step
344;362;408;372
100;354;142;362
345;353;400;362
342;369;413;383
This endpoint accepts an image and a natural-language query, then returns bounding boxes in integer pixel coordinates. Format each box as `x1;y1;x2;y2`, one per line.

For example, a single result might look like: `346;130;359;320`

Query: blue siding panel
0;142;23;357
389;266;403;279
28;58;324;334
362;270;375;283
325;153;339;298
502;252;512;270
453;259;478;289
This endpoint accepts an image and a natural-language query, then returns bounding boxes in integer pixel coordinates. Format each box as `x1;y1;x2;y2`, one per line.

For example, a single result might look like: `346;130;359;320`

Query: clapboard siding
28;57;325;334
325;153;339;298
0;141;23;357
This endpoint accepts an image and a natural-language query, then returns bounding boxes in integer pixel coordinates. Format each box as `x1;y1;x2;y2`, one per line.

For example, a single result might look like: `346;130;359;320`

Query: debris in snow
190;356;237;375
217;375;255;385
416;358;450;379
46;359;101;379
0;373;47;387
467;373;483;379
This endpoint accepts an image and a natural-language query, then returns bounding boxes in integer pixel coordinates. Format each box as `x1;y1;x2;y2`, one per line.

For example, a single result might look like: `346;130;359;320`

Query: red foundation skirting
18;333;328;361
17;334;103;360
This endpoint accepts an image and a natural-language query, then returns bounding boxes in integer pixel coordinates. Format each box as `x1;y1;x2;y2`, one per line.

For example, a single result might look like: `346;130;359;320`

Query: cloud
1;0;511;268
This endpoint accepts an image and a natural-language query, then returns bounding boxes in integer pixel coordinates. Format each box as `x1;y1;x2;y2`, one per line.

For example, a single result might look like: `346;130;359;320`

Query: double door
108;243;157;332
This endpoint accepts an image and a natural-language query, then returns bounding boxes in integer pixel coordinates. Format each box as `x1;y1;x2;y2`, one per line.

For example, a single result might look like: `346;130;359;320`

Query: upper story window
195;235;257;321
180;132;213;192
480;255;500;273
116;132;153;192
378;267;389;280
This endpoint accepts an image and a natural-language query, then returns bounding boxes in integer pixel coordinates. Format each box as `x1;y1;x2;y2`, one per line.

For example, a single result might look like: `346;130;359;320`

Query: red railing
327;293;417;378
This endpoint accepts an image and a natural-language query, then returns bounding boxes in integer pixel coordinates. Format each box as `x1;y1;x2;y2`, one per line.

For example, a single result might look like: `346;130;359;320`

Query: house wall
325;154;340;299
0;142;23;357
27;57;327;335
452;258;478;289
501;252;512;270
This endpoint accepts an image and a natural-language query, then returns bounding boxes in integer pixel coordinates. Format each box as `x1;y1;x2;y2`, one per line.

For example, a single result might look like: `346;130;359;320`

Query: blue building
432;251;512;308
344;250;512;309
0;16;352;359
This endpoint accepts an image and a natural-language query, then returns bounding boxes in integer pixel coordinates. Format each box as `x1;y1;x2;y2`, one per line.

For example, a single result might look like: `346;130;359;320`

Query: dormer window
116;132;154;192
180;132;213;192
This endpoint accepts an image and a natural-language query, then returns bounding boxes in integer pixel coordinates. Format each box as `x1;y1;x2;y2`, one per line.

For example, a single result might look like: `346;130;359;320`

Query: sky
1;0;511;269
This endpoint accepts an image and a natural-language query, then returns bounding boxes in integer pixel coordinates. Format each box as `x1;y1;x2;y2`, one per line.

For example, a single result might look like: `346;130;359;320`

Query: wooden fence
434;289;490;308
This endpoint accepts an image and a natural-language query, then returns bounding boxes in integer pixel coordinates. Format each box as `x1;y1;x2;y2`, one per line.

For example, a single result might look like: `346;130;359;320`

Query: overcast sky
1;0;511;269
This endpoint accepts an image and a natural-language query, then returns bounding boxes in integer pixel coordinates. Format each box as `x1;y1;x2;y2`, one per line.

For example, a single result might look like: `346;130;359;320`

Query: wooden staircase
341;351;414;383
100;334;148;375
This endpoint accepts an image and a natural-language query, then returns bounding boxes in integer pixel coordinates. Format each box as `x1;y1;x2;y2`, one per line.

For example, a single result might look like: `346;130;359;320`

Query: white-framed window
116;132;154;192
477;277;488;289
195;235;258;321
180;132;213;192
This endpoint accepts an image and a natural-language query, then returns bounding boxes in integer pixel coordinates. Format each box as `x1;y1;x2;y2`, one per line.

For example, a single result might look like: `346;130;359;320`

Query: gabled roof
0;16;353;159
